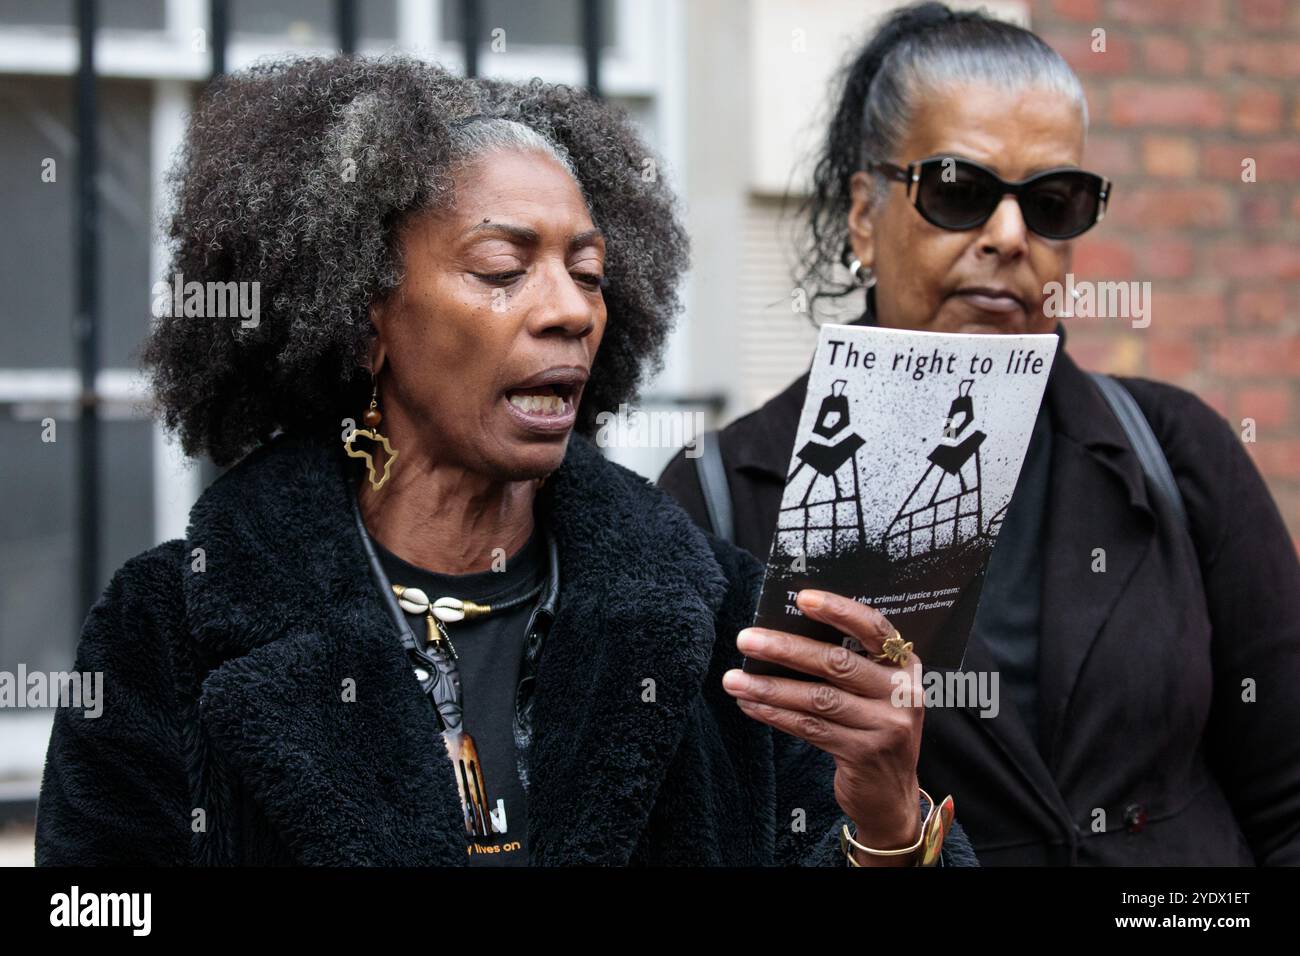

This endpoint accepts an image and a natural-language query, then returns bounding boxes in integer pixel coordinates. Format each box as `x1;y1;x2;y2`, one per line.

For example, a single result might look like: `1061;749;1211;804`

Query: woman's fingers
728;587;925;729
734;589;922;690
722;665;883;730
728;629;923;717
736;626;895;696
731;696;867;756
795;589;896;656
729;692;918;771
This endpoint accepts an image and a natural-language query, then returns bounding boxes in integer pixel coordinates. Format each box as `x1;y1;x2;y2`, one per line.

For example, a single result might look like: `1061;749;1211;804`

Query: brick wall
1030;0;1300;546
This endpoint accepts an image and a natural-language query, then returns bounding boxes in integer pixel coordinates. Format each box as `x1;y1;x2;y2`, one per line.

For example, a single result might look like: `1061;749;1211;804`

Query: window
0;0;166;32
0;76;152;368
441;0;616;49
230;0;396;43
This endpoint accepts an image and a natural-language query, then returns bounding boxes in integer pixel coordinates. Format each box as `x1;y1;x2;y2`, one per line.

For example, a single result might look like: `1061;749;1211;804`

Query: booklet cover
744;323;1058;677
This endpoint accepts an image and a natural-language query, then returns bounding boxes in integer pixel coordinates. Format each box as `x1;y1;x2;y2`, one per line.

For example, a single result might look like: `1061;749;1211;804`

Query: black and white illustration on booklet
745;323;1058;676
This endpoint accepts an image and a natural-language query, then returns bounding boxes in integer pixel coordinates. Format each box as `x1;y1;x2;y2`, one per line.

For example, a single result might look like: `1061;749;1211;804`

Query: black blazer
34;429;976;866
659;329;1300;865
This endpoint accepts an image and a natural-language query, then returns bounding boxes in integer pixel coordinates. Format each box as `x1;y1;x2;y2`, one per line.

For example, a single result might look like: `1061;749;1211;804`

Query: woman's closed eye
570;250;606;290
472;269;526;286
471;267;605;290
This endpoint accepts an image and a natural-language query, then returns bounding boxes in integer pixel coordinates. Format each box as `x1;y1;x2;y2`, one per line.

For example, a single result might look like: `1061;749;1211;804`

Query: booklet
744;323;1058;677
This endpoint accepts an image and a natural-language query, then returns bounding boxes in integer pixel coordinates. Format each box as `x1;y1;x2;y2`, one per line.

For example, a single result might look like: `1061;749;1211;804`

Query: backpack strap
694;430;735;544
1089;371;1190;531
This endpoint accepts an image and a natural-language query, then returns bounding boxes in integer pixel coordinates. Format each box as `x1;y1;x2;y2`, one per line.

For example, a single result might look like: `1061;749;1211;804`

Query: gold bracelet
841;787;932;863
841;788;954;867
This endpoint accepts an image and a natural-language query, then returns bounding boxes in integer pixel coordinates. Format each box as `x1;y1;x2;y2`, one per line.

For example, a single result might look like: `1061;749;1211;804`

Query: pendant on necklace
426;612;459;660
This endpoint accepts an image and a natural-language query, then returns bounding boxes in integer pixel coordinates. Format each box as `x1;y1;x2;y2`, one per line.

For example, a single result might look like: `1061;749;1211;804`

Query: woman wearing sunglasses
660;2;1300;865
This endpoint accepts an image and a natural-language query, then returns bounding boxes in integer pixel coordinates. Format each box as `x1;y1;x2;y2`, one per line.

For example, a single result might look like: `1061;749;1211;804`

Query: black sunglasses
867;156;1111;240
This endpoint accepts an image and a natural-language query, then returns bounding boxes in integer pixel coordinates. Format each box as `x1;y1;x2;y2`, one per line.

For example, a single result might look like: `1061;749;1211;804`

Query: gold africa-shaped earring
344;378;399;490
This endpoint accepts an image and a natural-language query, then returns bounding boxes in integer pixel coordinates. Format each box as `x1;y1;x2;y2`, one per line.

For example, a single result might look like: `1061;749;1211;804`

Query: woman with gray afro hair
36;54;977;868
142;56;687;465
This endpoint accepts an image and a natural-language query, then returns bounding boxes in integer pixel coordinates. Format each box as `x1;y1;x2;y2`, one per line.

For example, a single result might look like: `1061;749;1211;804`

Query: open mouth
501;367;587;433
505;382;577;417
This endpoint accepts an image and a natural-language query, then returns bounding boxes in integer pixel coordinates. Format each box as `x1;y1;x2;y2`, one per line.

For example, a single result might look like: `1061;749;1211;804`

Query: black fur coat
34;431;976;866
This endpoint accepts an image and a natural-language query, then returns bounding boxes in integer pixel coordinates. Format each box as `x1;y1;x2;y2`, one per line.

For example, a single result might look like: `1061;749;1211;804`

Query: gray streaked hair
449;116;582;184
861;11;1088;201
798;2;1090;311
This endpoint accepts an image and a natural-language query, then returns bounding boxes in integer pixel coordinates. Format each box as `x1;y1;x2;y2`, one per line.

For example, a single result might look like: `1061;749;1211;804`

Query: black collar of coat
180;429;733;864
183;429;728;657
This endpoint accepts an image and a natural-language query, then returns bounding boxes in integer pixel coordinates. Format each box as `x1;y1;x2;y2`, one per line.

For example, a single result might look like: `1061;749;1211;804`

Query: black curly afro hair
140;55;689;466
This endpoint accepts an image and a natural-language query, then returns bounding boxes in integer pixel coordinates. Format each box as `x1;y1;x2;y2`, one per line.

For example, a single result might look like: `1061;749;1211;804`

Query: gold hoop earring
344;377;399;490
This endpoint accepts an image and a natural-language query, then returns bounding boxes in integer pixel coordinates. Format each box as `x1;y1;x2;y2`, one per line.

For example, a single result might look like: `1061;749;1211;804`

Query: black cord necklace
391;582;544;660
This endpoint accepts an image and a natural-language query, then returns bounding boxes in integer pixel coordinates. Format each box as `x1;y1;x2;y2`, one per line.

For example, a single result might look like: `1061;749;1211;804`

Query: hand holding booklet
743;323;1058;677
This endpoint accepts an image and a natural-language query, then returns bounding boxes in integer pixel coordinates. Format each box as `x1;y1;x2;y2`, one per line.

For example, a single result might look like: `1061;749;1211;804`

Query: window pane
360;0;398;41
0;0;165;31
0;76;152;369
231;0;396;42
443;0;617;48
98;81;154;369
0;418;155;675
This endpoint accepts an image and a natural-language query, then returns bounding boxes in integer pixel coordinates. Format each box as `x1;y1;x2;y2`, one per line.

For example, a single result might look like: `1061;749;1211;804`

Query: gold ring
870;630;913;667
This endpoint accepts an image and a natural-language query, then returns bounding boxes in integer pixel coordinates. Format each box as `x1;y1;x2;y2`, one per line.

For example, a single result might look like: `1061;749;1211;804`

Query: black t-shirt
374;524;546;867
